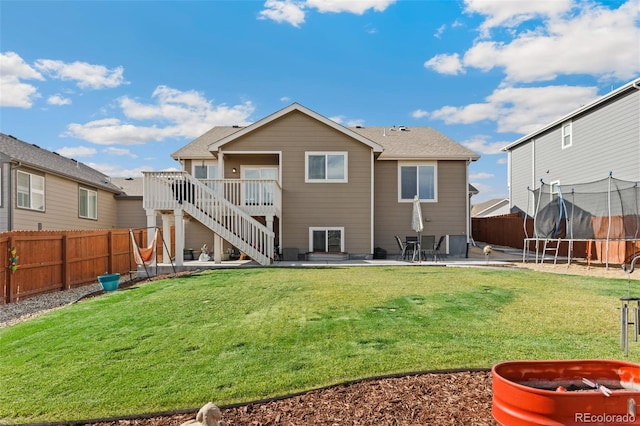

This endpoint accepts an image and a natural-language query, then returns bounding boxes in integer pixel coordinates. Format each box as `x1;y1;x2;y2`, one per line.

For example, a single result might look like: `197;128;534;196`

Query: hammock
130;229;157;267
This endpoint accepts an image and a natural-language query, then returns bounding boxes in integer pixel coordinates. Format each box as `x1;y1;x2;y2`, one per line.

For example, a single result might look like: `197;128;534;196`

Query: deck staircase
143;172;274;265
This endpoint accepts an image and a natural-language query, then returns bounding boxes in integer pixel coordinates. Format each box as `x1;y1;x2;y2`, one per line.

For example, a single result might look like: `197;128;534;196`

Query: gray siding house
503;78;640;215
0;133;124;231
143;103;479;265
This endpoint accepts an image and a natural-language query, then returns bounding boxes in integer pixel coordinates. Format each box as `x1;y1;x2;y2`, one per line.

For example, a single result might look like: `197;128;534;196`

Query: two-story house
0;133;125;232
143;103;479;266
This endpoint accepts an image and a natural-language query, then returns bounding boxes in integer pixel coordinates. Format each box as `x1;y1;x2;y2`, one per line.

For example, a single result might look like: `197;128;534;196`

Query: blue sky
1;0;639;203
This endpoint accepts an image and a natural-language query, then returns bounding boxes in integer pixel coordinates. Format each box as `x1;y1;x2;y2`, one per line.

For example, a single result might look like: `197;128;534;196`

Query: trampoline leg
622;303;629;356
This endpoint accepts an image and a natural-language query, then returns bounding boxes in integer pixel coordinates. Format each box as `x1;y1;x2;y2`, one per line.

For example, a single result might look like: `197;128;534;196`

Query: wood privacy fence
472;213;533;250
1;229;171;304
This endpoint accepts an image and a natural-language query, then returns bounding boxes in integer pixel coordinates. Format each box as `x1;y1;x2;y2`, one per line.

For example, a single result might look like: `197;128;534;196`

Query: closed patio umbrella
411;195;424;261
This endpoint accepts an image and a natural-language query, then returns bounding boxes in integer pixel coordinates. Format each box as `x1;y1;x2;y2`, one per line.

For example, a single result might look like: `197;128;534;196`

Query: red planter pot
492;359;640;426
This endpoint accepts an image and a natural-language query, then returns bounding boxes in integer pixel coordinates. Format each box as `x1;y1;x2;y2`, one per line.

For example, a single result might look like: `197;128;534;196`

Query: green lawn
0;266;637;424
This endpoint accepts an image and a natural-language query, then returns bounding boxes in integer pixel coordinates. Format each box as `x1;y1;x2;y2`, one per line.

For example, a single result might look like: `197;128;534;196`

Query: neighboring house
471;198;510;218
0;133;124;231
503;78;640;215
112;177;148;229
143;103;479;265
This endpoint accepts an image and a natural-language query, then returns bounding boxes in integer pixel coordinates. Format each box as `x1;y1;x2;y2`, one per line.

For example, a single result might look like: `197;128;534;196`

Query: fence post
62;233;71;290
108;231;114;273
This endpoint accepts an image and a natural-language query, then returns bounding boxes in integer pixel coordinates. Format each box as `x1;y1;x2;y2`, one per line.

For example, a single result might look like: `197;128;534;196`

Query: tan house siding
12;169;118;231
116;199;147;229
220;111;373;255
374;160;469;256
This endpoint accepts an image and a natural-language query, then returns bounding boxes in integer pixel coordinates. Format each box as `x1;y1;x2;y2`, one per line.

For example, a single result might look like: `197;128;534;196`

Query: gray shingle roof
351;126;479;160
0;133;122;194
171;124;479;161
112;177;143;197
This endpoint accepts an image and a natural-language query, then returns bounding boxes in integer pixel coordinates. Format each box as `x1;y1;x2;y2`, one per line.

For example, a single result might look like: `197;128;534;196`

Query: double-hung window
305;152;347;182
17;170;45;211
193;161;219;191
398;163;437;202
309;227;344;253
79;187;98;219
562;121;572;149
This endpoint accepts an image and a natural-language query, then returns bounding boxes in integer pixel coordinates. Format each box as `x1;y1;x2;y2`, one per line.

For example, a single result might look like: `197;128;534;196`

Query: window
79;187;98;219
309;227;344;252
17;171;45;211
550;181;560;201
305;152;347;182
398;163;437;202
193;161;219;179
562;122;572;148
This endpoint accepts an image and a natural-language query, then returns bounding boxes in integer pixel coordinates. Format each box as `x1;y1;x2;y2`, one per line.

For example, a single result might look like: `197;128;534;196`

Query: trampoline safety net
527;176;640;264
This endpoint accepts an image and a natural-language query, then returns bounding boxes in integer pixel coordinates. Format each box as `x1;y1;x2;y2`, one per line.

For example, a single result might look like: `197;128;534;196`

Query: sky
1;0;639;203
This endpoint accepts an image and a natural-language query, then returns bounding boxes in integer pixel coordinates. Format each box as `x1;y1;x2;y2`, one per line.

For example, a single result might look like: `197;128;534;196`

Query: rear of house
144;103;479;265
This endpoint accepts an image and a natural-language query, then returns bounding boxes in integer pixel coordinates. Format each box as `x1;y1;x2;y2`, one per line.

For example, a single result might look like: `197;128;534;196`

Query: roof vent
398;126;408;131
232;125;242;128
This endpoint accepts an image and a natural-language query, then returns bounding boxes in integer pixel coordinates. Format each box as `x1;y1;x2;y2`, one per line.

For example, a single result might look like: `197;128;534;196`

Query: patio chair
433;235;446;262
420;235;436;260
395;235;410;261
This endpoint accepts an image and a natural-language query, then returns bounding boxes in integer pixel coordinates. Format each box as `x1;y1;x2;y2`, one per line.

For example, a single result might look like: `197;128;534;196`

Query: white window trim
308;227;345;252
550;180;560;201
17;170;45;211
79;187;98;220
397;162;438;203
561;121;572;149
305;152;348;183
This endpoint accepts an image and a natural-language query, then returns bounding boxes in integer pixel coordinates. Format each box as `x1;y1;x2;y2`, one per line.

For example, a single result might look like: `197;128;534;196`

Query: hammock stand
129;227;175;279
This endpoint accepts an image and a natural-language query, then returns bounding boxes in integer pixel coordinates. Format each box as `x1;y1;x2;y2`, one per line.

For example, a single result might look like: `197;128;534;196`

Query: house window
193;162;219;179
242;167;278;206
562;122;572;149
309;227;344;252
398;163;437;202
17;170;45;211
79;187;98;219
305;152;347;182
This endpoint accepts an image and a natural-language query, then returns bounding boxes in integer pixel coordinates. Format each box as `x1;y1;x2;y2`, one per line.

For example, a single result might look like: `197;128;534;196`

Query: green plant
8;246;18;273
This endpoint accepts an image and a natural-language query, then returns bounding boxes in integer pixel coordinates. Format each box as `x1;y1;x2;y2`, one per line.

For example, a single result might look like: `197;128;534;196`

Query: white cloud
424;53;464;75
496;157;507;165
411;109;428;119
56;146;97;157
470;172;494;179
64;86;255;145
103;147;138;158
434;24;446;39
47;94;72;105
259;0;306;27
306;0;395;14
431;1;640;82
430;85;598;134
464;0;572;35
329;115;344;124
258;0;395;26
86;162;156;178
280;96;291;102
464;1;640;82
34;59;126;89
0;51;44;108
461;135;506;155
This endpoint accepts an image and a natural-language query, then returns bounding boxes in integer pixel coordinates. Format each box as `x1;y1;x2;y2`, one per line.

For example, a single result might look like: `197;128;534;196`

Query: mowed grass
0;266;637;423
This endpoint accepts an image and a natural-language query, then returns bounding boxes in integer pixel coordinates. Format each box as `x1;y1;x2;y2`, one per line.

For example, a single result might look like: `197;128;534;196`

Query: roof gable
0;133;122;194
208;103;384;153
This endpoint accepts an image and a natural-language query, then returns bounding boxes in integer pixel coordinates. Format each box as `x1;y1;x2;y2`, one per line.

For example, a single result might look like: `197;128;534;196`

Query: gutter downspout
466;157;471;245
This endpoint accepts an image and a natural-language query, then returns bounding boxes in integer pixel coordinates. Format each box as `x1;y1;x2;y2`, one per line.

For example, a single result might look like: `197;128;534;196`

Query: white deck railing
143;171;275;265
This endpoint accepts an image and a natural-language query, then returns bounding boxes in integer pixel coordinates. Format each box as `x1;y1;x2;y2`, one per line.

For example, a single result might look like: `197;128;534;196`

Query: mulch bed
79;370;497;425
